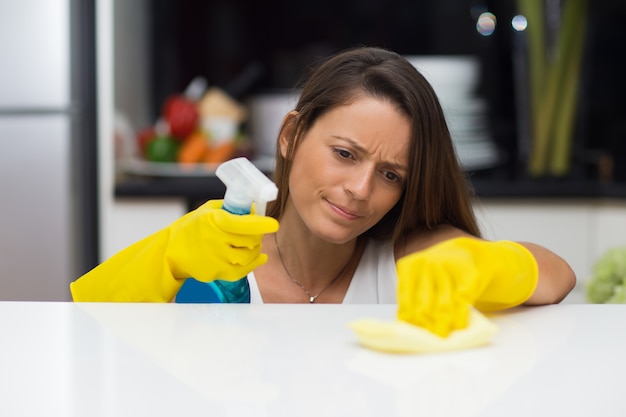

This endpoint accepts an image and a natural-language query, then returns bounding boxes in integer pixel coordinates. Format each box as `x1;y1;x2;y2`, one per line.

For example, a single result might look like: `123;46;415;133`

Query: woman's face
280;96;411;244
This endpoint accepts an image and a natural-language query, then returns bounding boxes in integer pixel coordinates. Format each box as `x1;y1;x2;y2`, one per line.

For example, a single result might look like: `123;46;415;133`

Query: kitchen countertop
1;302;623;416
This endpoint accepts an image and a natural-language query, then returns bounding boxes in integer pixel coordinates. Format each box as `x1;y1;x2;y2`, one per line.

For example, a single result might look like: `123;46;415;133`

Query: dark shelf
115;176;226;200
470;178;626;199
115;175;626;208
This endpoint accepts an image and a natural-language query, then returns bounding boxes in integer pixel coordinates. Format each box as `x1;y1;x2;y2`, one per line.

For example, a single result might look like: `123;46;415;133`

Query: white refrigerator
0;0;98;300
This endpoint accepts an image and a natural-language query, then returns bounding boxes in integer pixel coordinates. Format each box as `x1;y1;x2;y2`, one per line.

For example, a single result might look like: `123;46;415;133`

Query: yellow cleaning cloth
348;309;497;354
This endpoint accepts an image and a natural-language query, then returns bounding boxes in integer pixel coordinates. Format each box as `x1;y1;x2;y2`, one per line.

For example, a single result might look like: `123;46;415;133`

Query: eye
382;170;403;184
333;148;354;160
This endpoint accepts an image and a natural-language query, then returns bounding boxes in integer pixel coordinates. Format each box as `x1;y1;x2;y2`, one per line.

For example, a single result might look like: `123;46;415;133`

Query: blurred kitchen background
1;0;625;302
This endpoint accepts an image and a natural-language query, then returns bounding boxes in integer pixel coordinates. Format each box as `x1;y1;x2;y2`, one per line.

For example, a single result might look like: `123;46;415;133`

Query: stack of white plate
405;56;500;171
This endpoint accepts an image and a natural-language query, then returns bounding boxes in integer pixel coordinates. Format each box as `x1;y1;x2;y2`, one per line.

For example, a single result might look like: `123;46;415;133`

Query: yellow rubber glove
396;237;538;337
70;200;279;302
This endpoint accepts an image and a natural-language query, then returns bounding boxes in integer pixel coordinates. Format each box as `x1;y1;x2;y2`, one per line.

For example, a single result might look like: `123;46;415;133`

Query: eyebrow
332;135;409;173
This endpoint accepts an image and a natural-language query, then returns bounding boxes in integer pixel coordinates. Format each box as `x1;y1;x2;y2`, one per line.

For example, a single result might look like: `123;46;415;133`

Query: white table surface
0;302;624;417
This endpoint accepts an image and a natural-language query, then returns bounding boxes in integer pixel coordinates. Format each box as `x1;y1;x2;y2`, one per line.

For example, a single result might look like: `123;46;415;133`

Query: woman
71;47;576;337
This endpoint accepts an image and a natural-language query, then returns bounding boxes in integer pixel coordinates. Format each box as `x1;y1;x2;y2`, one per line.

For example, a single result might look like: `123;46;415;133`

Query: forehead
311;96;412;160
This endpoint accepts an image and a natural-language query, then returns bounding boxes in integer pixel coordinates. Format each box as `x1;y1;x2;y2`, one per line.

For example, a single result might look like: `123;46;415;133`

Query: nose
344;165;375;200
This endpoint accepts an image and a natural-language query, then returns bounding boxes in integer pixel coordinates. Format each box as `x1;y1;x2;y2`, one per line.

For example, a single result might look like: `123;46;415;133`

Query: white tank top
248;239;398;304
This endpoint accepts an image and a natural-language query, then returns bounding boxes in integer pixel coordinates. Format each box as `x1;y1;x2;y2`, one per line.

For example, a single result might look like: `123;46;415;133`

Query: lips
326;199;362;220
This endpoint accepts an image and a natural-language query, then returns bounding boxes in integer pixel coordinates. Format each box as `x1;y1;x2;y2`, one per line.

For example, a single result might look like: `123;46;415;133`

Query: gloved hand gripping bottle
175;157;278;303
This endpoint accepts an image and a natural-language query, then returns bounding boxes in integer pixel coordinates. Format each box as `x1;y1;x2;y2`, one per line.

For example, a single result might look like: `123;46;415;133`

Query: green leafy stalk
519;0;588;177
517;0;548;176
549;0;588;175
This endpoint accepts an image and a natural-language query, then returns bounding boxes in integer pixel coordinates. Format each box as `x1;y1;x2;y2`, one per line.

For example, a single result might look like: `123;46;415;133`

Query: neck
273;231;360;291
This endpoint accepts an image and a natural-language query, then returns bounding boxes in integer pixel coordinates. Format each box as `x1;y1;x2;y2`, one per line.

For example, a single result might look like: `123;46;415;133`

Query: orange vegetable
204;141;237;164
177;132;210;164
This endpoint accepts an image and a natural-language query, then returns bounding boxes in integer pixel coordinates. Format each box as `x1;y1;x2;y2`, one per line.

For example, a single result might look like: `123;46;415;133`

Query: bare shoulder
394;225;472;260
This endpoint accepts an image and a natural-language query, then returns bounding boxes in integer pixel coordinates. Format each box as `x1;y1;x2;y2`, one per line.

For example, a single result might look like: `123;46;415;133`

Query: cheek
289;151;313;186
287;155;319;204
289;143;329;186
372;189;402;218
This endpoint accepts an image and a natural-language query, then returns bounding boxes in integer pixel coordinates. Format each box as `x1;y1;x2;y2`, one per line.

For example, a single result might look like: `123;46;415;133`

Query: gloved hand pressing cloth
349;237;538;353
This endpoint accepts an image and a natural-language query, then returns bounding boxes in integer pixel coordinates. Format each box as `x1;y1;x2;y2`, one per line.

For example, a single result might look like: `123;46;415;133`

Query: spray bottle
175;157;278;303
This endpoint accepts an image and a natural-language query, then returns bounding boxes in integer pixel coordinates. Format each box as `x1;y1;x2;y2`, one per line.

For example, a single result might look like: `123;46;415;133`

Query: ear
278;111;299;158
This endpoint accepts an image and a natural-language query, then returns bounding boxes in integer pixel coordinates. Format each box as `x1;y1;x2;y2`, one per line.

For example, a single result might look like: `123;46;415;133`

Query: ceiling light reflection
511;15;528;31
476;12;496;36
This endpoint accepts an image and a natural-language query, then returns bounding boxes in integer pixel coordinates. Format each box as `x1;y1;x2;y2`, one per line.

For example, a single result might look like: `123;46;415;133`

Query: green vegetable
586;246;626;303
146;135;180;163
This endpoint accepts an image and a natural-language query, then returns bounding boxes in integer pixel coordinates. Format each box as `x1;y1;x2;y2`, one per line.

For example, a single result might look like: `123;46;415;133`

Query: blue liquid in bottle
175;277;250;303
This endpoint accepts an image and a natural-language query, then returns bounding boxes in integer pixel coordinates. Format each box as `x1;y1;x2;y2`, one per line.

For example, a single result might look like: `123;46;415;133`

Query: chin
312;223;366;245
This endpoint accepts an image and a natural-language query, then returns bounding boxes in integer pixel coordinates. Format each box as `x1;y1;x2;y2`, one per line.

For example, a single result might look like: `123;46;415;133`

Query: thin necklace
274;233;354;303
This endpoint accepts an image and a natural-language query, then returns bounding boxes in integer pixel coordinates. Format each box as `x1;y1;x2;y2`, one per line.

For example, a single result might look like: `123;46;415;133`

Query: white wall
474;199;626;303
96;0;115;264
113;0;151;129
98;0;154;260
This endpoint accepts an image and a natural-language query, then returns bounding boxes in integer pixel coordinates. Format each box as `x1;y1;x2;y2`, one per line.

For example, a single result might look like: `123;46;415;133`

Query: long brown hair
267;46;481;240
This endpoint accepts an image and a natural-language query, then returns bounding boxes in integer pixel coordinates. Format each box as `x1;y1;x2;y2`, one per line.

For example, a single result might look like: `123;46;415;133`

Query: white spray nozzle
216;157;278;216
